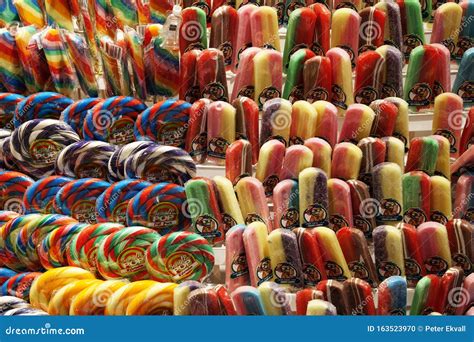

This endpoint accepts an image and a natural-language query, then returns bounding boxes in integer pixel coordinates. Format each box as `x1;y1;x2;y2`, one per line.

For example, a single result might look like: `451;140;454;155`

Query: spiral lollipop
83;96;147;145
0;171;34;214
60;98;103;138
0;137;16;170
126;183;190;234
96;226;160;281
0;268;17;285
67;223;124;275
69;279;128;315
0;213;42;271
23;176;73;214
0;93;24;129
146;232;215;283
13;93;73;128
54;178;110;223
55;141;117;180
125;144;196;185
9;119;80;178
0;211;19;227
38;222;89;269
134;99;191;148
29;267;96;311
96;180;152;224
0;128;11;140
48;279;103;315
104;280;156;316
126;282;177;315
107;141;155;180
16;214;78;271
1;272;41;300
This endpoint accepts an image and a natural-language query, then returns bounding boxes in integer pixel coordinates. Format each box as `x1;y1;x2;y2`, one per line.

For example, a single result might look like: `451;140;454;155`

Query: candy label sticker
237;85;255;99
377;261;402;280
462;208;474;223
348;261;375;287
71;200;96;223
158;122;186;147
289;136;304;146
275;2;285;25
381;84;398;98
331;84;347;110
405;258;422;281
377;198;402;222
274;262;300;285
266;135;287;147
403;208;427;227
354;215;373;237
111;201;128;224
430;210;448;225
117;246;146;276
441;38;456;56
452;253;472;275
335;2;357;10
383;40;399;49
194;214;221;238
263;175;279;196
454;37;474;60
184;85;201;104
302;264;322;286
424;256;448;275
76;163;107;179
184;42;205;53
202;82;228;102
231;252;249;279
286;1;304;19
166;251;199;281
279;208;299;229
190;132;207;158
144;165;179;184
355;86;378;105
236;43;252;68
148;202;179;230
402;34;423;58
109;117;135;145
456;81;474;103
30;139;62;165
192;1;210;18
325;261;347;281
434;129;457;153
218;41;233;66
303;204;328;228
338;45;355;67
222;214;237;234
288;85;304;103
245;213;265;225
258;87;281;107
358;44;376;55
432;81;444;100
256;257;273;285
310;42;324;56
208;137;230;159
329;214;349;231
287;43;308;68
306;87;329;103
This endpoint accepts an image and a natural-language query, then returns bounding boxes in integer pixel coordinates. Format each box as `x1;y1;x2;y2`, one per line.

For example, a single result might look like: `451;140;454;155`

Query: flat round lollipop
96;180;152;224
55;141;117;179
13;92;73;128
0;268;16;285
23;176;73;214
126;183;190;234
83;96;147;145
0;171;34;214
96;226;160;281
0;93;24;129
60;98;103;138
9;119;80;178
134;99;191;148
107;141;155;180
124;143;196;185
146;232;215;283
1;272;41;300
53;178;110;223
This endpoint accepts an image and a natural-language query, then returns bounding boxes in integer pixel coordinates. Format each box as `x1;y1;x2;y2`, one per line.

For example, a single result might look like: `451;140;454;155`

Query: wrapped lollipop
107;141;155;181
179;7;208;54
29;267;96;311
146;232;214;283
0;28;26;94
0;171;34;214
44;0;75;30
126;183;190;235
60;98;103;138
14;0;45;28
54;178;110;223
1;272;41;300
14;25;44;93
23;176;73;214
55;141;117;180
110;0;139;28
0;93;23;129
14;93;73;128
124;144;196;186
83;96;147;145
0;0;19;26
67;223;124;275
97;226;160;281
124;27;146;100
134;99;191;148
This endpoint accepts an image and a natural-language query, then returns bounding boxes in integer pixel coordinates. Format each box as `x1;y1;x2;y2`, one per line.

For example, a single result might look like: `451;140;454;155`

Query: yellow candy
105;280;156;316
126;283;177;315
48;279;102;315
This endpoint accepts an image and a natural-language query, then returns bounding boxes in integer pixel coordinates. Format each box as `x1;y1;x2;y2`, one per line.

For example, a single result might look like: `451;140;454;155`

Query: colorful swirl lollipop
54;178;110;223
0;29;27;95
55;141;117;180
0;137;16;170
0;171;34;214
9;119;80;178
1;272;41;300
126;183;191;234
96;226;160;281
124;143;196;185
96;179;152;224
0;211;19;227
83;96;147;145
48;279;103;315
0;267;17;285
104;280;156;315
134;99;191;148
146;232;215;283
107;141;155;180
60;98;103;138
23;176;73;214
29;267;96;311
13;92;73;128
67;222;124;275
126;282;177;315
0;93;24;129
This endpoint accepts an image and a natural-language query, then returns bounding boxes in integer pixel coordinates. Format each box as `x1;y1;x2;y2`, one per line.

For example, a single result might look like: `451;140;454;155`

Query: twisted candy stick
14;0;46;28
60;98;103;138
0;28;27;94
0;171;34;214
145;232;215;283
14;26;42;93
124;27;147;100
148;36;180;97
53;178;110;223
135;99;191;148
96;179;152;224
107;141;154;181
55;141;117;180
124;144;196;185
14;92;73;128
23;176;73;214
96;226;160;281
44;0;75;31
126;183;191;234
110;0;139;28
0;210;19;226
83;96;147;145
9;119;80;178
93;0;117;38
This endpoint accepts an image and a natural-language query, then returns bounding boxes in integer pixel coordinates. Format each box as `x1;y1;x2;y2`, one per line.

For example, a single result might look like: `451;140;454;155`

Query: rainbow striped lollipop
23;176;73;214
67;222;124;275
96;226;160;281
0;171;34;214
44;0;74;31
96;179;152;224
83;96;147;145
1;272;41;300
0;211;18;227
54;178;110;223
134;99;191;148
107;141;155;181
0;93;24;129
146;232;215;283
0;1;19;26
110;0;139;28
14;93;73;128
60;98;103;138
126;183;191;234
55;141;117;180
0;267;16;285
124;27;146;100
0;29;27;94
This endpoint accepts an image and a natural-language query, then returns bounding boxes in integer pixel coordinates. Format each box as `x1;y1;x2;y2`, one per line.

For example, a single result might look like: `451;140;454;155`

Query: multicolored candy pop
210;5;238;71
331;8;361;67
296;288;324;315
273;180;299;230
430;2;463;58
258;281;291;315
279;145;313;180
60;98;103;139
185;99;210;164
126;282;178;315
410;274;442;315
255;139;286;196
402;171;431;227
304;56;332;103
236;177;273;229
331;142;363;181
179;7;207;54
243;222;273;287
179;50;202;104
23;176;72;214
373;225;406;281
105;280;156;315
48;279;103;315
343;278;376;315
326;47;354;116
377;276;407;315
289;101;317;145
374;1;403;49
372;162;403;224
225;225;250;292
316;280;349;315
250;6;281;51
445;219;473;276
303;138;332;176
0;28;26;95
338;104;375;144
234;97;260;164
0;171;33;215
417;222;452;276
231;286;266;315
253;49;283;109
328;178;354;231
207;101;235;165
358;6;386;53
294;227;326;286
453;48;473;106
213;176;245;233
429;175;452;224
284;49;317;103
397;0;425;58
260;98;292;147
298;167;329;228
